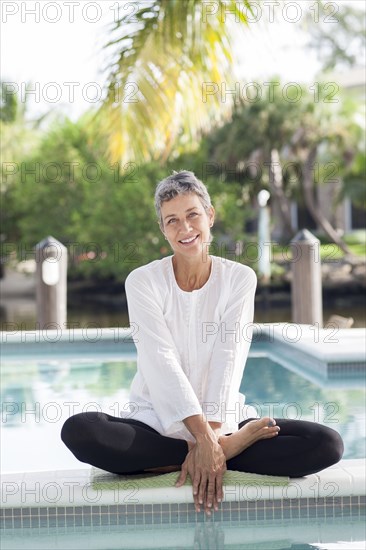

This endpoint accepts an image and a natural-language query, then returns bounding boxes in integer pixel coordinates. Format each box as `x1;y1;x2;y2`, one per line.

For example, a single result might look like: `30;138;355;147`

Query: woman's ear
209;206;215;227
158;221;167;240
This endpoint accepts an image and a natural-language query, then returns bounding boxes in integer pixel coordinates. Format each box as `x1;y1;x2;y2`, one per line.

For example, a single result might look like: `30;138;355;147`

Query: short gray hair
155;170;212;227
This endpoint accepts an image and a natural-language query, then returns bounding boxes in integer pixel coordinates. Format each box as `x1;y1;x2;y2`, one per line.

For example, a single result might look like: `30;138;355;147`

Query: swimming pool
1;325;365;550
1;328;365;473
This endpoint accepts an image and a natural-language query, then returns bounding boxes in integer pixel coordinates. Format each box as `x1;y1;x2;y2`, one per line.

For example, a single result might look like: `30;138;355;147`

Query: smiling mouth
179;234;199;245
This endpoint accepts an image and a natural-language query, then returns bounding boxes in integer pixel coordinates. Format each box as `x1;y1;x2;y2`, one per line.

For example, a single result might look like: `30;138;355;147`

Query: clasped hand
175;434;227;514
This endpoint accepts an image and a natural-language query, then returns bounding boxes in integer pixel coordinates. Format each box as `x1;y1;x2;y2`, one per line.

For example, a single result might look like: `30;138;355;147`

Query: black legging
61;412;344;478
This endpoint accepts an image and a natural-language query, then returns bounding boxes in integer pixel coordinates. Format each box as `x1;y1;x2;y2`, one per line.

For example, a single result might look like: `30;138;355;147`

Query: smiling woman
155;171;216;292
61;170;344;517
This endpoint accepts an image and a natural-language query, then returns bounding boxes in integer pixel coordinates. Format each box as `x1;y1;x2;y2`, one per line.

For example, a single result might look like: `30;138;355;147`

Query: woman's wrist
208;421;222;441
195;431;217;445
183;414;216;443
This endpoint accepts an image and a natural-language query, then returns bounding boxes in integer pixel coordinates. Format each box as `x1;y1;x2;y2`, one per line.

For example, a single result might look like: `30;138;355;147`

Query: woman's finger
175;463;187;487
194;492;201;513
206;475;216;511
198;475;208;506
193;471;201;496
192;471;202;512
216;467;225;503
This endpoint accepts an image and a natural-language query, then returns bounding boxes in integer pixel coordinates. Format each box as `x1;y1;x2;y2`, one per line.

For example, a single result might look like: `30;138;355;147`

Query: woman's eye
167;218;176;224
189;212;198;217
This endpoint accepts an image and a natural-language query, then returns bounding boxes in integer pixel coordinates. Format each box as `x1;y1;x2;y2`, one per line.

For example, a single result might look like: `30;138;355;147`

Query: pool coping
1;324;365;363
1;458;365;508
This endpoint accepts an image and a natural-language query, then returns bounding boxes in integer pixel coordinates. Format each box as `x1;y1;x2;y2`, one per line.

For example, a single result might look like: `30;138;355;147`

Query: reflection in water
242;357;365;459
1;386;34;427
1;299;366;330
194;522;225;549
1;516;365;550
37;361;70;385
243;356;323;407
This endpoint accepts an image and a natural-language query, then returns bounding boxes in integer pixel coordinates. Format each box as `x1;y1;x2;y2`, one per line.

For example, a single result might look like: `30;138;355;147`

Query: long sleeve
203;266;257;423
125;269;203;435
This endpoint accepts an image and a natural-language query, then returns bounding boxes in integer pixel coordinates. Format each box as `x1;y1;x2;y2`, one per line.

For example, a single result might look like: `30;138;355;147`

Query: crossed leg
61;412;343;477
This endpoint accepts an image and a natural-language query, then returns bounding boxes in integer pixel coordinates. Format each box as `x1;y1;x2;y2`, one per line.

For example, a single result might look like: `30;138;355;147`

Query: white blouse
123;254;257;442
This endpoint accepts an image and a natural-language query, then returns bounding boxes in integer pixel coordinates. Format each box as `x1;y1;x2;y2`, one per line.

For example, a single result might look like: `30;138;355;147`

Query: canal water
1;295;365;330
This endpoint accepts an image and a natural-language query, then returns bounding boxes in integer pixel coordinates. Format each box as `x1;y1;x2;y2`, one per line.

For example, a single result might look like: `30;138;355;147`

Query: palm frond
98;0;252;163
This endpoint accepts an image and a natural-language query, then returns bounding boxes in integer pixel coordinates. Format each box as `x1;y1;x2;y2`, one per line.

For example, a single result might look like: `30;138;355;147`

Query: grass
272;243;365;262
271;234;365;263
215;232;365;271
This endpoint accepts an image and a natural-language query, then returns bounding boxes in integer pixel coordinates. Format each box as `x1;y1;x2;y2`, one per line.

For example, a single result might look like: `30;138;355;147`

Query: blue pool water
1;342;365;473
1;516;366;549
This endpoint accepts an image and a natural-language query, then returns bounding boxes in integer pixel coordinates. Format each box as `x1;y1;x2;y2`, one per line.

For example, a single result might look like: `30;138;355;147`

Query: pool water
1;348;365;473
1;515;365;549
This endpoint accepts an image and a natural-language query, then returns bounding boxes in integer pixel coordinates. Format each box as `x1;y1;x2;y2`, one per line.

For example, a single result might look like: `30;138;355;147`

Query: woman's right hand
175;434;227;514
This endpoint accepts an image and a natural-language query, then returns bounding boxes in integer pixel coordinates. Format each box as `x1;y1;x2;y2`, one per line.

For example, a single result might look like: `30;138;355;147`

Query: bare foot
218;417;280;460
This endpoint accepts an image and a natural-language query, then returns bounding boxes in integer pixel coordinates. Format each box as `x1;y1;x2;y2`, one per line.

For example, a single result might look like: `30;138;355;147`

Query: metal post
35;236;67;330
290;229;323;326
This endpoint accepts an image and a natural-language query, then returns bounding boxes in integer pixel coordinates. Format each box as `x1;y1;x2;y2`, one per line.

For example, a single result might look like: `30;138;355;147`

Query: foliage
0;82;17;123
199;80;364;249
98;0;252;164
1;83;46;242
3;111;166;279
3;107;254;280
3;74;364;280
340;151;366;209
204;80;362;184
272;241;365;261
2;0;365;278
303;1;366;71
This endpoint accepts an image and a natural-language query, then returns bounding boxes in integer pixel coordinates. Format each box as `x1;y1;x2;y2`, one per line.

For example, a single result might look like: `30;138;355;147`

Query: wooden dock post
290;229;323;326
35;236;67;330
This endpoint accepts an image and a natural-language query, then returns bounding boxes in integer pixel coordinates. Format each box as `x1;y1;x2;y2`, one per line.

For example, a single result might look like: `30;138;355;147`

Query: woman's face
160;193;214;259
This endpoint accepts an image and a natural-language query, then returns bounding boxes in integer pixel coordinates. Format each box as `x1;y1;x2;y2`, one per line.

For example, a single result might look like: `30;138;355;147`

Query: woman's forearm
183;414;217;442
183;415;223;444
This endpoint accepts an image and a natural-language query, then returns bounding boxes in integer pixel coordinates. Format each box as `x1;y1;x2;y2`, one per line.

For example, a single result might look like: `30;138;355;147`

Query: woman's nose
179;219;192;231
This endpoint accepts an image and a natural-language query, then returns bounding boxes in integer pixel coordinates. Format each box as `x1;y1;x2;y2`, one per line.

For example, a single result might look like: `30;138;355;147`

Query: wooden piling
35;236;67;330
290;229;323;326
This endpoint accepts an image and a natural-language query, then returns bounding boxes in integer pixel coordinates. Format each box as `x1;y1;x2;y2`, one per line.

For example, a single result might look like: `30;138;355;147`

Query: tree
0;82;46;243
303;1;366;72
98;0;252;164
204;81;362;252
284;93;362;254
3;101;256;281
0;82;17;123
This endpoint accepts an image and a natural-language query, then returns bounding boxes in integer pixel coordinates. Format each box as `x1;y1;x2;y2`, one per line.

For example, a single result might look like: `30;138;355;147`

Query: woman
61;170;343;515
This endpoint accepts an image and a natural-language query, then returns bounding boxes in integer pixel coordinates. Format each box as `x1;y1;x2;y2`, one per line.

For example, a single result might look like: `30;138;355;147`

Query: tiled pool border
1;495;365;530
1;459;365;531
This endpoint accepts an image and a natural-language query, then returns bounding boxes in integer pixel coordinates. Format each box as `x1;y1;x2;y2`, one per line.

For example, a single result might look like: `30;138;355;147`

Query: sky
1;0;364;121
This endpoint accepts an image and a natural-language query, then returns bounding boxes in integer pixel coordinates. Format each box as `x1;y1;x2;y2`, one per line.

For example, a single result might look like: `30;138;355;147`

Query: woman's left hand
175;436;227;514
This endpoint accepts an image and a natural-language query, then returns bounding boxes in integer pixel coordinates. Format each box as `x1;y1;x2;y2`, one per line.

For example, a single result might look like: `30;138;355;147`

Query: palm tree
98;0;252;164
